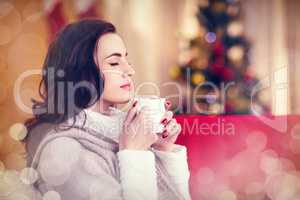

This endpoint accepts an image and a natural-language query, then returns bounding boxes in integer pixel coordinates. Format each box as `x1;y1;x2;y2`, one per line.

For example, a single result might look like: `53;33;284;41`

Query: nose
125;63;135;77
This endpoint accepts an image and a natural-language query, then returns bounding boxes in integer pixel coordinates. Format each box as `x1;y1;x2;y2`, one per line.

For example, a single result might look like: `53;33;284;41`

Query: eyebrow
105;52;128;59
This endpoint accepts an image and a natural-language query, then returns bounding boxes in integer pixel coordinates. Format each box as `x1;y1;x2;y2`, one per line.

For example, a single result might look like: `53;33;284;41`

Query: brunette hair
24;19;116;142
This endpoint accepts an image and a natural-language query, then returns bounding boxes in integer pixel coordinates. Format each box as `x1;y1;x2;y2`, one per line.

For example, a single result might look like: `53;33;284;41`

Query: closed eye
109;63;119;66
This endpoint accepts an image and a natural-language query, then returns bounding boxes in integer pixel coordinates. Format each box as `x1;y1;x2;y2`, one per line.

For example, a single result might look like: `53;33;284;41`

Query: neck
89;99;116;115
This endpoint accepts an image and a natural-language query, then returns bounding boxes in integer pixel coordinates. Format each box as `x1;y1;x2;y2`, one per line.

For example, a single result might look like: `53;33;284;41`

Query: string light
227;21;243;37
205;32;216;43
191;72;205;85
227;45;244;62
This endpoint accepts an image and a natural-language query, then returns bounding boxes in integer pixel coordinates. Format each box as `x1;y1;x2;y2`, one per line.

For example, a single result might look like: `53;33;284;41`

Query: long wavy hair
24;19;116;143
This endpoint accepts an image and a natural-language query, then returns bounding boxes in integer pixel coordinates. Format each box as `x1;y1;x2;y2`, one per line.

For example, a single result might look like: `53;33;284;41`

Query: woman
25;19;191;200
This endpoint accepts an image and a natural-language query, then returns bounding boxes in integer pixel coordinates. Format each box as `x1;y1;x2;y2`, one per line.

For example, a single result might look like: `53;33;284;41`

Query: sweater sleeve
151;144;191;200
117;149;157;200
37;137;157;200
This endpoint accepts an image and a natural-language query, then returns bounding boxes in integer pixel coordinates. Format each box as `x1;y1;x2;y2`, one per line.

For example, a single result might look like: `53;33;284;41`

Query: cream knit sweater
25;108;191;200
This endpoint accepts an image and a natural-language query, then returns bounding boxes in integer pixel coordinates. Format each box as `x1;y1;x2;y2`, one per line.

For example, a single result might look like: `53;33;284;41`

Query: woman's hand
151;101;182;152
119;101;159;151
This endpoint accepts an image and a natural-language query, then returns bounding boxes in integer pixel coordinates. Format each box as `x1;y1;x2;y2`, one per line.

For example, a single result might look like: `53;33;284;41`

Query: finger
176;123;182;134
160;111;173;125
164;100;172;110
171;123;181;136
132;106;149;124
164;119;177;133
124;100;139;125
161;130;169;138
162;123;180;139
151;132;159;142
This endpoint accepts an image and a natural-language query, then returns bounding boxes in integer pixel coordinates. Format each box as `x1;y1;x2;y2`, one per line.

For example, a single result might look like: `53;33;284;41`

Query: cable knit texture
25;107;191;200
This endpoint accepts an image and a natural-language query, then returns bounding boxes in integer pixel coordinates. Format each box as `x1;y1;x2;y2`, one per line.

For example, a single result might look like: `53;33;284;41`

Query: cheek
101;73;133;102
102;74;120;95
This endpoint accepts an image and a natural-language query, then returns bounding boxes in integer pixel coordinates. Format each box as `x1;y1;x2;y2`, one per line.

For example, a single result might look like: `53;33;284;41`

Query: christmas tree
170;0;269;115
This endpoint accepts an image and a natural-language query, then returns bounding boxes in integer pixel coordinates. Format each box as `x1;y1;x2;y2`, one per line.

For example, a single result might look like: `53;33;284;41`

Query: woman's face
95;33;135;104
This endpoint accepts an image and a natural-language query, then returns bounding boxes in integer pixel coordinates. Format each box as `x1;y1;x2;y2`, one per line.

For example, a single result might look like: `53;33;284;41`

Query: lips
120;82;131;90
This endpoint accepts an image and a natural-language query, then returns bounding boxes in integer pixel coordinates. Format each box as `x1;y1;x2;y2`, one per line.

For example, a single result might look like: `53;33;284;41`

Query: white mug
134;95;166;134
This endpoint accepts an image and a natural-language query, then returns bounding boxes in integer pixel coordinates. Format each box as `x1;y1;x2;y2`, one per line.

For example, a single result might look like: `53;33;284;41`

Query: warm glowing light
0;170;22;197
245;181;264;195
227;21;243;37
179;50;192;65
4;153;25;170
280;158;296;172
260;150;282;175
289;138;300;155
246;131;267;152
223;159;241;177
205;32;216;43
227;86;239;99
169;66;181;79
0;108;12;131
0;1;22;43
210;103;221;114
9;123;28;141
0;24;12;45
276;173;300;199
0;83;7;104
217;190;237;200
273;67;289;115
22;1;41;18
43;191;61;200
227;45;244;62
19;167;39;185
291;124;300;140
0;2;14;17
7;33;46;74
192;72;205;85
0;54;7;72
0;160;5;175
181;1;201;39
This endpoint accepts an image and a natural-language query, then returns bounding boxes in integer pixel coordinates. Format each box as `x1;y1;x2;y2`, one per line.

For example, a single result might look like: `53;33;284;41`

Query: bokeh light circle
19;167;39;185
0;24;12;45
246;131;267;152
217;190;237;200
196;167;215;185
0;1;22;45
205;32;216;43
291;123;300;140
43;191;61;200
9;123;28;141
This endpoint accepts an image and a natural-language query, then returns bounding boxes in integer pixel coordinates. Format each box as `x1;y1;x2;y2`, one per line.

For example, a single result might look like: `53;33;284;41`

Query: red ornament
213;40;225;56
222;67;234;80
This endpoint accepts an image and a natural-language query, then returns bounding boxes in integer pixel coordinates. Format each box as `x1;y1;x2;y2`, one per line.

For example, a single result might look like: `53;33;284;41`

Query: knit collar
62;107;127;143
68;107;127;143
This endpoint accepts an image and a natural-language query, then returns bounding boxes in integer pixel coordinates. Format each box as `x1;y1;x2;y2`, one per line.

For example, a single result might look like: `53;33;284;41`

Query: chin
113;91;133;104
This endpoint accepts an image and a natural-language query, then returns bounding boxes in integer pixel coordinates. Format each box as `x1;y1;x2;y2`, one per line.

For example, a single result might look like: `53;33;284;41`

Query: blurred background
0;0;300;199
